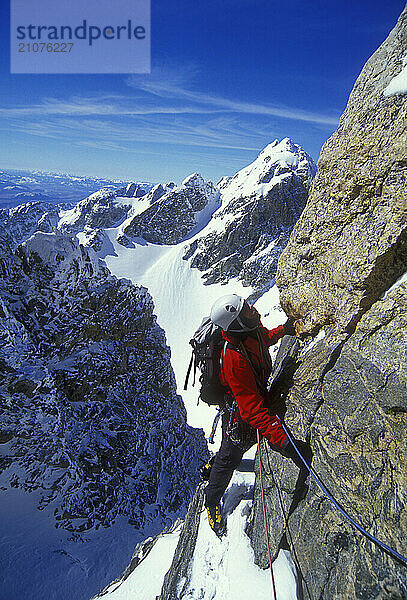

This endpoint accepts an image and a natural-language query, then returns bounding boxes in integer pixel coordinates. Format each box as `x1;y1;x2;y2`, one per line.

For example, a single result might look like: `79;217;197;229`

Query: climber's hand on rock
276;439;312;470
283;317;296;337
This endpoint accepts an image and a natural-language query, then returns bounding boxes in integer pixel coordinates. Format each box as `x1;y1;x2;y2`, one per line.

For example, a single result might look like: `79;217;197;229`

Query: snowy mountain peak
258;137;280;155
220;138;316;206
257;137;309;169
259;136;295;157
186;138;316;289
58;184;151;234
147;183;170;203
181;172;204;188
180;173;217;201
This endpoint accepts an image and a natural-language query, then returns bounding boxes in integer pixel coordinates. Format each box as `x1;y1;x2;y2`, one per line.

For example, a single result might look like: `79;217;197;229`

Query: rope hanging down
257;429;278;600
279;420;407;566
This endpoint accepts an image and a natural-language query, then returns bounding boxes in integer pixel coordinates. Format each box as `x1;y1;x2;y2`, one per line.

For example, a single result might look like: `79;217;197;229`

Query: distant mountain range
0;168;153;209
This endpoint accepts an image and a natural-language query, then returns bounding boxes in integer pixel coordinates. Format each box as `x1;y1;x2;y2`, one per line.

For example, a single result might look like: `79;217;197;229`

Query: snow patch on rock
384;55;407;95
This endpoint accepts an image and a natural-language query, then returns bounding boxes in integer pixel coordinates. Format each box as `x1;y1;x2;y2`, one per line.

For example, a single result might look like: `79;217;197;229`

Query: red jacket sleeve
265;324;286;347
222;349;287;447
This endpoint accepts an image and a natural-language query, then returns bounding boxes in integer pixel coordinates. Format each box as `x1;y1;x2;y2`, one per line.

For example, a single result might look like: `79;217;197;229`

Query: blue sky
1;1;405;184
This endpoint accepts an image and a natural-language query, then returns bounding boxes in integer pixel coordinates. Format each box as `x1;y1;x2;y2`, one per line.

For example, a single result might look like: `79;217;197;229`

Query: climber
203;294;310;535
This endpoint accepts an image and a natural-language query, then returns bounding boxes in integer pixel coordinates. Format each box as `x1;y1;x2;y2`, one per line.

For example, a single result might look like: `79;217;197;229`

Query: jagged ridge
0;230;207;533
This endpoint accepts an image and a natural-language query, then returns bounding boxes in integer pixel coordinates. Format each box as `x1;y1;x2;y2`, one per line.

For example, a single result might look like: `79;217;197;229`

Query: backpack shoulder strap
220;340;240;384
232;338;267;394
256;329;272;379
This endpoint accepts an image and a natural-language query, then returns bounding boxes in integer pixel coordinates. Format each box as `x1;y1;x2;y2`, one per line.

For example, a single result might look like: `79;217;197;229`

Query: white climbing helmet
210;294;260;332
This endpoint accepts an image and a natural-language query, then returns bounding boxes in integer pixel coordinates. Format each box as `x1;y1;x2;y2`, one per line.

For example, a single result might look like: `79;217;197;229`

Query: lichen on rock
276;8;407;337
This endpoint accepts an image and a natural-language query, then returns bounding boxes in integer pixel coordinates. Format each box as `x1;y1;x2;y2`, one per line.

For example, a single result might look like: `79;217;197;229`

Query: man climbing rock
204;293;309;535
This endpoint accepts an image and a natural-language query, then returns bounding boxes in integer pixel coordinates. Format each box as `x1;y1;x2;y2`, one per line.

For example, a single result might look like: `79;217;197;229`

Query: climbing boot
205;504;225;536
200;456;215;481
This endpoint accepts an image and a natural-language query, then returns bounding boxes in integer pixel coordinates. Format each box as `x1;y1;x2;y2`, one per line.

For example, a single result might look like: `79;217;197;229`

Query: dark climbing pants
204;413;256;507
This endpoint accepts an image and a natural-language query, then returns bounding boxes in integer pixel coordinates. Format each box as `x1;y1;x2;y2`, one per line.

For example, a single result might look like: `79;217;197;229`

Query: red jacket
220;324;287;447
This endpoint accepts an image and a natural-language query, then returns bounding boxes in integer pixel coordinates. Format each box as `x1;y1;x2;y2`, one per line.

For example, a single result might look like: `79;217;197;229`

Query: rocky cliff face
58;185;149;234
0;201;64;249
250;8;407;600
0;231;207;534
276;12;407;337
117;173;219;246
186;138;316;294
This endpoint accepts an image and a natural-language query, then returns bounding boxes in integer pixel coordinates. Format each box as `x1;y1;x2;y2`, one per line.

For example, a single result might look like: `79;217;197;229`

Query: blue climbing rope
280;420;407;566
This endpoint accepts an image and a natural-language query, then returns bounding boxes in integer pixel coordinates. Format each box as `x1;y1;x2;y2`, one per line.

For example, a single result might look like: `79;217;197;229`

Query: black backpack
184;317;227;407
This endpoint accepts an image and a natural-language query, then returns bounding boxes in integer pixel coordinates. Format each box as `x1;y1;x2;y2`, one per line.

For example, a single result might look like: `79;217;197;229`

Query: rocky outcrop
124;182;148;198
186;138;316;294
0;231;207;533
0;201;63;249
276;10;407;337
251;8;407;600
159;483;205;600
58;186;147;234
118;174;218;246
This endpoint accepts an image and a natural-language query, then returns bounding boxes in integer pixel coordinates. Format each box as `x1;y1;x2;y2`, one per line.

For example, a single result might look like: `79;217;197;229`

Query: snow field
384;55;407;96
181;457;297;600
96;448;297;600
97;524;182;600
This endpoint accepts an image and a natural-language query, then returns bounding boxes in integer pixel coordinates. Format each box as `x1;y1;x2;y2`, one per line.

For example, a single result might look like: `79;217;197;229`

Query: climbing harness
279;420;407;566
257;429;277;600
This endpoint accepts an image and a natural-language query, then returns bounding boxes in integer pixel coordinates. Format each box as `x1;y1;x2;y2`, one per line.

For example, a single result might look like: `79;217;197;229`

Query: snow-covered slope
92;446;298;600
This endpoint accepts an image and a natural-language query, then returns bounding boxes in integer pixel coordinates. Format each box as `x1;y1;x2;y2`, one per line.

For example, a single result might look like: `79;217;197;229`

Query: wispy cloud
0;91;338;125
127;66;339;126
2;64;338;163
9;114;265;152
1;63;339;126
0;95;224;117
